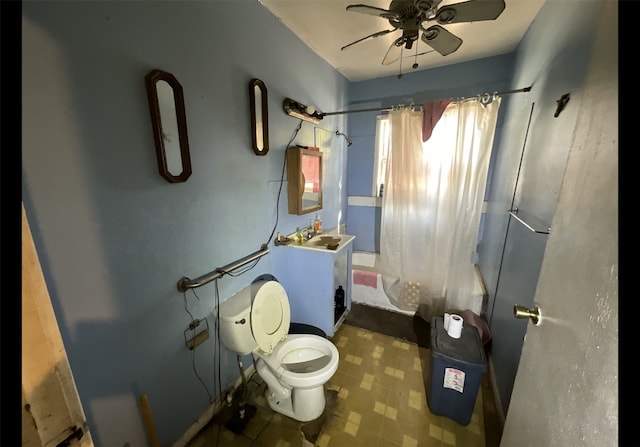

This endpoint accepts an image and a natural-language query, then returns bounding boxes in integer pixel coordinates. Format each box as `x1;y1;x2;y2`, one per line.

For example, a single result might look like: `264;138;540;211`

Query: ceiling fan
341;0;506;77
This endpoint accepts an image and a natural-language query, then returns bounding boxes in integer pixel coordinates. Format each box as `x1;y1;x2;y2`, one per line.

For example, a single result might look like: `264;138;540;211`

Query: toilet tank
217;286;256;355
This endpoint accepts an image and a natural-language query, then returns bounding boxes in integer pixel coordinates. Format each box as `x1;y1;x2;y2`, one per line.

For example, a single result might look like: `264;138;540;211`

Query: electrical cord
182;290;197;321
180;119;303;446
215;257;261;278
182;289;215;405
265;119;303;246
213;279;223;446
206;120;302;287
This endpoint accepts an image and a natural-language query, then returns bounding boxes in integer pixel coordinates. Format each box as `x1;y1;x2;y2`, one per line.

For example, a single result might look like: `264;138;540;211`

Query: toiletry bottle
335;285;345;315
315;214;322;234
296;227;303;244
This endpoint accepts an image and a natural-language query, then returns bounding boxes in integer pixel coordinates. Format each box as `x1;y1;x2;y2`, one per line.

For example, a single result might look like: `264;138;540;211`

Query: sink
306;235;341;248
285;233;355;252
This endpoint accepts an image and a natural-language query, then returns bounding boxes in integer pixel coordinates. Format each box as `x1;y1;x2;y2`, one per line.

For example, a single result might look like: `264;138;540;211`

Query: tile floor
186;323;500;447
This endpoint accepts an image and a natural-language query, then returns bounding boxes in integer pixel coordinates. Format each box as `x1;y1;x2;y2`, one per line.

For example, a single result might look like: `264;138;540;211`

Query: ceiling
259;0;546;82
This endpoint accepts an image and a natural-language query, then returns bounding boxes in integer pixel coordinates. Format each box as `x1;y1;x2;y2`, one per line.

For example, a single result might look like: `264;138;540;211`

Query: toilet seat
262;334;339;388
251;281;290;354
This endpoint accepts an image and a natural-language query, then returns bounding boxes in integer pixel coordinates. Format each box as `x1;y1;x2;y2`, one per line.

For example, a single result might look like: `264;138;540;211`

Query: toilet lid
251;281;290;354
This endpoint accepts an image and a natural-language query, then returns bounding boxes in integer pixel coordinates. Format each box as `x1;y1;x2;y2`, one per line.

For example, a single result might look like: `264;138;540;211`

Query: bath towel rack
177;244;270;291
508;208;550;235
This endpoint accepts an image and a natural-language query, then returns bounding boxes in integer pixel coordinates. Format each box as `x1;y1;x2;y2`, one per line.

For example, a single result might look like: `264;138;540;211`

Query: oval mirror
145;69;192;183
249;79;269;155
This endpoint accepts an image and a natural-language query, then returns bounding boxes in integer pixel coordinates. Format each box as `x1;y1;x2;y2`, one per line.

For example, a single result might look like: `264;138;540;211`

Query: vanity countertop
281;233;355;254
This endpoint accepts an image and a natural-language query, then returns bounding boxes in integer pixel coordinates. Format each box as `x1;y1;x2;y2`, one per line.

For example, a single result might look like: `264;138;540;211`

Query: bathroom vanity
272;234;354;337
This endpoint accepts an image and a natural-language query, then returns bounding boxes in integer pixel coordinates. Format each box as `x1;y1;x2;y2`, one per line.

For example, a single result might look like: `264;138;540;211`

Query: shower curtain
379;98;501;322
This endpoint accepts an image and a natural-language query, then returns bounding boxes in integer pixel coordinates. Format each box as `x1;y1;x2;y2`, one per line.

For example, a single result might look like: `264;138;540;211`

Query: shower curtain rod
320;86;531;117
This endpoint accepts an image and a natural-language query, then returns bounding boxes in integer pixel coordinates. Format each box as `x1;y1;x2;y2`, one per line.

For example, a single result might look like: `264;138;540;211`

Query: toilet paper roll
447;314;463;339
444;313;451;330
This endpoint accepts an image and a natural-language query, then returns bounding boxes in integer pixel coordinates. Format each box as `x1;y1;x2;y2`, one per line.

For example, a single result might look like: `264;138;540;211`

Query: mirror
145;69;192;183
249;79;269;155
286;147;322;215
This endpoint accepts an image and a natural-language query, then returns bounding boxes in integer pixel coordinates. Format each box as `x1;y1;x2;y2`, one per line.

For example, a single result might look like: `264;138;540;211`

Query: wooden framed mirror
145;69;192;183
286;147;322;215
249;79;269;155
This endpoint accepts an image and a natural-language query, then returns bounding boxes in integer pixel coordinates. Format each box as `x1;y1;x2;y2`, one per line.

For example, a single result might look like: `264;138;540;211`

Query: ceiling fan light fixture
414;0;440;17
436;7;456;24
414;0;432;10
420;25;462;55
423;28;438;41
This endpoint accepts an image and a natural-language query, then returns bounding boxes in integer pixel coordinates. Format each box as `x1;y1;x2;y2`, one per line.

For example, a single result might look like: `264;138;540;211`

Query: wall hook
336;130;353;147
554;93;570;117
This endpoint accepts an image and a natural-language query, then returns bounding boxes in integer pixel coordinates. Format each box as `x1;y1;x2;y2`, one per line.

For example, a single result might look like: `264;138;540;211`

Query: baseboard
171;364;256;447
487;354;506;429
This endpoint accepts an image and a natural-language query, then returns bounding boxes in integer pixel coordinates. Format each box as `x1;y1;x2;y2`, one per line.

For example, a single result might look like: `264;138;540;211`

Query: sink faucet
303;226;316;240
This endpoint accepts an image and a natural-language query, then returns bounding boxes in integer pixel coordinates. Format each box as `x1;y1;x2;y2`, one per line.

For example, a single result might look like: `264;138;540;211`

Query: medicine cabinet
286;147;322;215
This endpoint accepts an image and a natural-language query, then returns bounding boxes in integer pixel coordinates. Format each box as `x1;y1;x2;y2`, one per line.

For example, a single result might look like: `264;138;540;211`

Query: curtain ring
482;93;491;104
492;91;499;101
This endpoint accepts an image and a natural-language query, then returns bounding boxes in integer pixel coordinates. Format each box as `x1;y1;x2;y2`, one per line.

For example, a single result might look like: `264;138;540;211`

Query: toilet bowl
217;279;339;422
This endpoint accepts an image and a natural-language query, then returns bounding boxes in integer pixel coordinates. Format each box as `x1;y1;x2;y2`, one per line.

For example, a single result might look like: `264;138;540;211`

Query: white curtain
379;98;501;322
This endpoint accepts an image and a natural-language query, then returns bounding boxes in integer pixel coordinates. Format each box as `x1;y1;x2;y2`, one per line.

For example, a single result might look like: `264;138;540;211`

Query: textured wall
22;2;348;445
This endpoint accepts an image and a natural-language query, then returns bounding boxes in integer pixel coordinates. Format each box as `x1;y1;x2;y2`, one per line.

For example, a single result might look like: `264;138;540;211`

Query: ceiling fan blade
346;4;398;20
435;0;505;24
421;25;462;56
341;29;396;51
382;37;403;65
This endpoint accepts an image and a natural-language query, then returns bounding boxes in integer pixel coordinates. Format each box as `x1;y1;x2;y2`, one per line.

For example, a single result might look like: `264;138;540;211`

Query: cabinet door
279;248;334;335
333;249;350;326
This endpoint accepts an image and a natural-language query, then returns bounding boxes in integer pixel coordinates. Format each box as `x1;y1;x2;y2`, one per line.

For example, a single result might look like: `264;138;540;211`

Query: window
374;105;492;264
373;115;390;197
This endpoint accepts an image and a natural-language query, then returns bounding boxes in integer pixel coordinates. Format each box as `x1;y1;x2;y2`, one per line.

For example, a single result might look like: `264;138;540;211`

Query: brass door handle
513;304;541;325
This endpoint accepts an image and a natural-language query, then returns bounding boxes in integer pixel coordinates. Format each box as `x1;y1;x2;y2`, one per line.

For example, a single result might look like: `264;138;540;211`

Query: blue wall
345;53;516;252
22;1;348;445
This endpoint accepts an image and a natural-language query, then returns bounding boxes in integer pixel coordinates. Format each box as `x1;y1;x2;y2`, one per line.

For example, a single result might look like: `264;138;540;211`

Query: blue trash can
427;316;487;426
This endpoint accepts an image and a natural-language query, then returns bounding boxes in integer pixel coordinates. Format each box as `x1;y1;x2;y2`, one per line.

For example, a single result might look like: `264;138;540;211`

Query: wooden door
22;203;95;447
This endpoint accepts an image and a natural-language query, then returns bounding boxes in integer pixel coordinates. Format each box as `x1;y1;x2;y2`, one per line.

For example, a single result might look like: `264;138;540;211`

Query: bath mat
344;302;430;348
300;388;339;444
353;269;378;288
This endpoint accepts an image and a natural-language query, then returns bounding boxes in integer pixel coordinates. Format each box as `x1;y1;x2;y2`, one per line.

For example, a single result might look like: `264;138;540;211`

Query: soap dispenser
314;214;323;234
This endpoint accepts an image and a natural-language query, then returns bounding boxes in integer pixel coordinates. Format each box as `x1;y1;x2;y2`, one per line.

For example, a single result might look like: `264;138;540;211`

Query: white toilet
217;279;339;422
